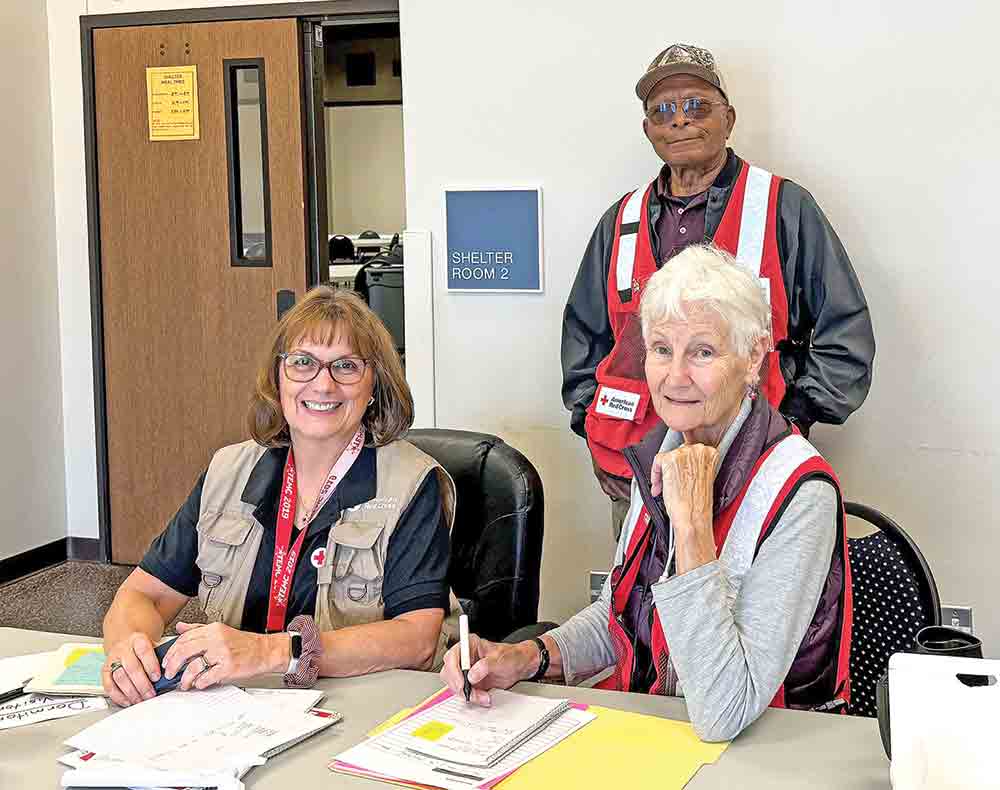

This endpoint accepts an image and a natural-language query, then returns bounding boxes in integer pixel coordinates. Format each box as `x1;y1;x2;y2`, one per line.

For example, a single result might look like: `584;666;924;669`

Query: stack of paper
337;690;730;790
332;689;596;790
60;685;340;790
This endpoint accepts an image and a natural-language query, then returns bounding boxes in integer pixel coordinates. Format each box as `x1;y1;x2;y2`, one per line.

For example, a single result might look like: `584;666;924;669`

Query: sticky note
55;650;104;686
411;721;453;741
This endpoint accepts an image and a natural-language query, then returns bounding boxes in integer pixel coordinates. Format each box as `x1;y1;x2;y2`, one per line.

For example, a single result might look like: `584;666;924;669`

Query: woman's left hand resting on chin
651;443;719;574
161;621;288;691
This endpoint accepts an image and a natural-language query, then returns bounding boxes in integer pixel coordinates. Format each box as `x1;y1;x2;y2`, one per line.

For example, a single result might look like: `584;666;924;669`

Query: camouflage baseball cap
635;43;728;103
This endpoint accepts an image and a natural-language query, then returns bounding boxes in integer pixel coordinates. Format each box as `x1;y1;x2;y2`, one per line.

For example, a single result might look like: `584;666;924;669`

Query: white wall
326;105;406;236
398;0;1000;644
0;0;67;559
47;1;1000;651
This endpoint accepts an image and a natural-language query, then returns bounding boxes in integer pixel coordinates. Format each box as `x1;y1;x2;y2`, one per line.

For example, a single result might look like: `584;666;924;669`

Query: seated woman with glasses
102;287;455;706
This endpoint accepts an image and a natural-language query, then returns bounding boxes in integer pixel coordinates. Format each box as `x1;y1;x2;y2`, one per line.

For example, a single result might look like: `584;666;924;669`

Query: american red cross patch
310;547;327;568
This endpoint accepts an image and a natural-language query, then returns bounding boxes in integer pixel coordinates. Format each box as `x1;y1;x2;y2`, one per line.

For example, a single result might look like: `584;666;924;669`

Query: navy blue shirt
140;443;450;632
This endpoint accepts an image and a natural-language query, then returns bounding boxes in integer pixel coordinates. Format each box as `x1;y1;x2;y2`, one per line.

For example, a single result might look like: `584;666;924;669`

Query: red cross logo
311;547;327;568
600;394;609;406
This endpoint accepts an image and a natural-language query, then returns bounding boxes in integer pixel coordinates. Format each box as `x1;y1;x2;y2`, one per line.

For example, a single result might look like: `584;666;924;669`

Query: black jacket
561;150;875;437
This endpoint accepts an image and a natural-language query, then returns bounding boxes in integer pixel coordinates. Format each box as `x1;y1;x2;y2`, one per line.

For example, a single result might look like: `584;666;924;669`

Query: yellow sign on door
146;65;200;141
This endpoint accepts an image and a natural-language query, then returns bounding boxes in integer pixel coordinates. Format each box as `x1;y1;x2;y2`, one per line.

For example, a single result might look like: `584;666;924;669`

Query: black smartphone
151;636;189;695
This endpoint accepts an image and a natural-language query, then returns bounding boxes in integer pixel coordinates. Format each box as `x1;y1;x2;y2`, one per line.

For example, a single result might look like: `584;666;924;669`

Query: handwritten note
146;65;200;141
0;693;107;730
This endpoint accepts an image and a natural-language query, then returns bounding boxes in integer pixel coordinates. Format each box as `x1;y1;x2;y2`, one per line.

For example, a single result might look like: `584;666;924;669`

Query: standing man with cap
562;43;875;539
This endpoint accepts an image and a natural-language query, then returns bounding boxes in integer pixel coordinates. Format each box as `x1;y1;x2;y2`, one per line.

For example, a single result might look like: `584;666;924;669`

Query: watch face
289;631;303;659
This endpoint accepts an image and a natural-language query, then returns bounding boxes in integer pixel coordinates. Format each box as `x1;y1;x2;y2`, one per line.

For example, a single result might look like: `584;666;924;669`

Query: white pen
459;614;472;702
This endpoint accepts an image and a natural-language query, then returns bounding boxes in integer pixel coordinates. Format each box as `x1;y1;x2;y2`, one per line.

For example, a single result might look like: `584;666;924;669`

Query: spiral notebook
398;689;571;768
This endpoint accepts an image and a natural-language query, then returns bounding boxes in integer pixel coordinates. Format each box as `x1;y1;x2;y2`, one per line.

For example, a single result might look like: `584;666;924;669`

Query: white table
0;628;889;788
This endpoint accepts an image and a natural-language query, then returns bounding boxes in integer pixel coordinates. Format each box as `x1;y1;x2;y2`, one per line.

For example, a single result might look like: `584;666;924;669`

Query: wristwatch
286;630;302;675
529;637;550;682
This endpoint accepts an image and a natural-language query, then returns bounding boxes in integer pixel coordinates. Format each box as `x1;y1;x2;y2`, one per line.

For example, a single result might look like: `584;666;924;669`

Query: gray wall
0;0;67;559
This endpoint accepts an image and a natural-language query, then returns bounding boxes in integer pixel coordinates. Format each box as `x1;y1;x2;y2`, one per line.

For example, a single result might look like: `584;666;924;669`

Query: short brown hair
248;286;413;447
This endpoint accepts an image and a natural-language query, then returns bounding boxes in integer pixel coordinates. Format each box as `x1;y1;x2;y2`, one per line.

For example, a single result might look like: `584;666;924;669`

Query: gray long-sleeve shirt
548;404;837;742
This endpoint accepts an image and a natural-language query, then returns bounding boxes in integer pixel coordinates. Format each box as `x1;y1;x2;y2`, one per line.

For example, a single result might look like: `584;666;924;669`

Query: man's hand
591;455;632;501
103;632;161;707
161;622;284;691
651;444;719;573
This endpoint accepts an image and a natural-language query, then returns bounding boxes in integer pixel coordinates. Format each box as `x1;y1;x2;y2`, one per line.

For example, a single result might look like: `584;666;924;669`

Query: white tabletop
0;628;889;788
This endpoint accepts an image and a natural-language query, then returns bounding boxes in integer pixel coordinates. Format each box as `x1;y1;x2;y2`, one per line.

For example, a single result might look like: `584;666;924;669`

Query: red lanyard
266;428;365;632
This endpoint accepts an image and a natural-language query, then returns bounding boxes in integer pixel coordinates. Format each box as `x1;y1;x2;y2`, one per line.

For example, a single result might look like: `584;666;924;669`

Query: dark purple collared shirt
653;167;709;264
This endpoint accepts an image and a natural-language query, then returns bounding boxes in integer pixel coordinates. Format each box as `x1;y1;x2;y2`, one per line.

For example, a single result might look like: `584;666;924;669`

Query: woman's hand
440;635;538;707
651;444;719;573
103;632;161;707
161;621;283;691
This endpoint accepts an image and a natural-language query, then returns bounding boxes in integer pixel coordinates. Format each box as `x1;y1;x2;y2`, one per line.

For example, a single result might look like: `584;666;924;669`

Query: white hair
639;244;771;357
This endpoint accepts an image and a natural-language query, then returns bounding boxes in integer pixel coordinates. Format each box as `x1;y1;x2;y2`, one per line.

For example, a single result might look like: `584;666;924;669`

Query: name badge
594;386;641;421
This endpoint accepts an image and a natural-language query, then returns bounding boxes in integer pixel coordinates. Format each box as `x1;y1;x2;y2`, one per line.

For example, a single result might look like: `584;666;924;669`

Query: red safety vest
586;161;790;477
598;434;853;713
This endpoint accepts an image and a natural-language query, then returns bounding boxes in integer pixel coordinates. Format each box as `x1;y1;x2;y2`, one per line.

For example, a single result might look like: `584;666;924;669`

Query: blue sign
445;188;542;292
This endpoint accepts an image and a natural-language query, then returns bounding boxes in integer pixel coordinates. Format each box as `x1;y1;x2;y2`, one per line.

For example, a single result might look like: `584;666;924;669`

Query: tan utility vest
194;438;458;662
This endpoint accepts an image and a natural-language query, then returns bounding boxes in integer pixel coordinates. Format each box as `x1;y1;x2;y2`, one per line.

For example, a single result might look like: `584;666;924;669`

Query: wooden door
94;20;308;563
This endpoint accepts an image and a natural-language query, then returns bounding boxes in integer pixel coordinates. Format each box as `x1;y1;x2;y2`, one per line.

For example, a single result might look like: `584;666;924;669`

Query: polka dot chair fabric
845;502;940;718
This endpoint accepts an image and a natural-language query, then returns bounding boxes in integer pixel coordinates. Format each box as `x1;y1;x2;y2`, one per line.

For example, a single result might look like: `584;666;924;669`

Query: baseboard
0;538;67;585
0;538;104;585
67;537;102;562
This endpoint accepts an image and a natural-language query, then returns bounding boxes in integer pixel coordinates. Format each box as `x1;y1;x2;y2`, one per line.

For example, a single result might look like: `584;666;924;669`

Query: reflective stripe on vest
735;166;772;277
614;186;647;302
614;166;773;304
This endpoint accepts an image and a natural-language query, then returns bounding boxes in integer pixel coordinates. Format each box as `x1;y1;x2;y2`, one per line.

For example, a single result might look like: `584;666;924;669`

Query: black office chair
329;234;356;262
845;501;940;717
406;429;554;642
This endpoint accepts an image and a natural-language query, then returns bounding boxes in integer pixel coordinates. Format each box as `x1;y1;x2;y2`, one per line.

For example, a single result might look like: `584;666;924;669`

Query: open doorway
322;20;406;362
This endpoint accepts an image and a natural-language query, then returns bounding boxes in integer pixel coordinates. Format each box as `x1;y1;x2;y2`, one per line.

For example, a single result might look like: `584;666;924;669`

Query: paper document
25;643;106;696
332;690;595;790
66;685;335;775
0;651;54;695
398;690;571;767
242;687;324;715
0;693;107;730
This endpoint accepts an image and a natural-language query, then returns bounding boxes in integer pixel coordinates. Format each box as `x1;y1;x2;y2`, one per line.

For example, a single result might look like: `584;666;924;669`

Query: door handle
276;290;296;320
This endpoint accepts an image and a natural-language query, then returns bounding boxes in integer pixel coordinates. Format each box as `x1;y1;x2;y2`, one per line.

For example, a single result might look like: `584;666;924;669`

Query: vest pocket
196;511;257;622
330;519;386;610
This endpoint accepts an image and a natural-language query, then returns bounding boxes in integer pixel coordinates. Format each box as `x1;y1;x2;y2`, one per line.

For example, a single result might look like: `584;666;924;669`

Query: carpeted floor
0;562;206;637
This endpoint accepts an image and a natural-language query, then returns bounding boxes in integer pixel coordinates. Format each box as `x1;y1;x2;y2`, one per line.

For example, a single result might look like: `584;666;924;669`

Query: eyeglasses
279;352;368;384
645;96;728;126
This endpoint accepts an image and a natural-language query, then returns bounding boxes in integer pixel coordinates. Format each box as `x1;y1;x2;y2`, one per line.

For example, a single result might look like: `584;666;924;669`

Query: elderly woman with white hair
441;245;853;742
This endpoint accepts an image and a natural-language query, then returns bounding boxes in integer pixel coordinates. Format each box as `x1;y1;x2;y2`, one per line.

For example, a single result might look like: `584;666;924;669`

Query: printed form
334;692;595;790
65;685;333;777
